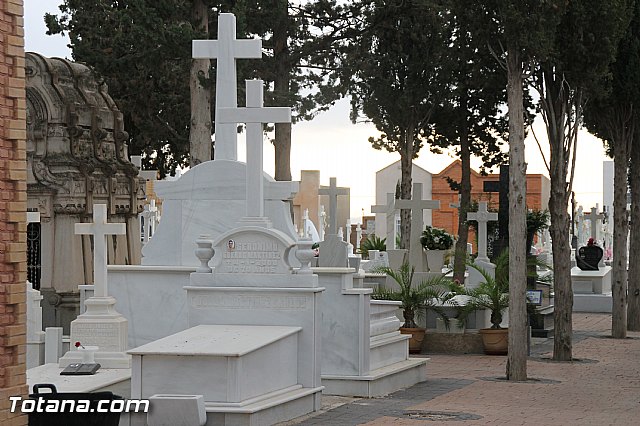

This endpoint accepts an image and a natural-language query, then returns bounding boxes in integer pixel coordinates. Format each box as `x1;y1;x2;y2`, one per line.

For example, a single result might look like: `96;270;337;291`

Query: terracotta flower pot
478;328;508;355
400;327;425;354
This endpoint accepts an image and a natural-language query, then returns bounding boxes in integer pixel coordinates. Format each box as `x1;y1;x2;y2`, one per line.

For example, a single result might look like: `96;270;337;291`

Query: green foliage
372;262;456;329
358;234;386;259
527;210;550;236
420;226;454;251
45;1;349;176
455;251;510;329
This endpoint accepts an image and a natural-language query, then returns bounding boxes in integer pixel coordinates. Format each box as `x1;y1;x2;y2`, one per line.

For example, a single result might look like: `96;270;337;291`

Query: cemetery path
284;313;640;425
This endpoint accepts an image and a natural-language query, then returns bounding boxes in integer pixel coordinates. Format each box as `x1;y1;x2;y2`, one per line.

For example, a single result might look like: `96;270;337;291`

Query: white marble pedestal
59;296;130;368
571;266;613;313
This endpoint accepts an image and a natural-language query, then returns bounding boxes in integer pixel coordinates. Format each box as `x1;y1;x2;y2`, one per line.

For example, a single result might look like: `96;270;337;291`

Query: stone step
322;357;428;398
203;385;322;426
369;332;409;371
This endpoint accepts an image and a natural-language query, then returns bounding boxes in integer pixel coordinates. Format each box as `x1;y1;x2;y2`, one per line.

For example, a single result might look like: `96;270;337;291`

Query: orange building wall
0;0;28;424
432;160;550;247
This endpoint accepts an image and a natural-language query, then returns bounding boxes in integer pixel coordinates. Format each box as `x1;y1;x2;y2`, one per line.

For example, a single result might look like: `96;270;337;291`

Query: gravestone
576;244;603;271
395;182;440;273
131;224;323;424
483;164;509;258
26;53;146;334
467;201;498;264
59;204;130;368
318;177;350;267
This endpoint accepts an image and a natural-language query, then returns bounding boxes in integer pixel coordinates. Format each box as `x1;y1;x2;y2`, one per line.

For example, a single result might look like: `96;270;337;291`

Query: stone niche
26;52;146;332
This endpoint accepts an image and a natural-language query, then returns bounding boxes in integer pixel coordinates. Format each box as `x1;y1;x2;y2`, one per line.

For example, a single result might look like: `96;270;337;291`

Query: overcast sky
25;1;609;220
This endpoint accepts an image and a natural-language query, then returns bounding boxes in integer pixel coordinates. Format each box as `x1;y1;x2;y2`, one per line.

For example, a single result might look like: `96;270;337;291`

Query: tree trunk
272;0;292;181
505;47;527;381
189;0;211;166
612;138;630;338
400;130;413;250
453;95;471;284
544;74;574;362
629;137;640;331
549;169;573;360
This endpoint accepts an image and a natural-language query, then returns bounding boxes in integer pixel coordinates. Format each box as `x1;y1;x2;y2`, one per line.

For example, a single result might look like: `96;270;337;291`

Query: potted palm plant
454;252;510;355
420;226;454;272
373;262;455;353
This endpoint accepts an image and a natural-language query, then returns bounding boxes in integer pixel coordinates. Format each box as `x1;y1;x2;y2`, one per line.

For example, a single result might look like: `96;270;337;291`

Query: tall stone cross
192;13;262;161
395;183;440;270
318;177;349;235
584;206;605;240
371;193;396;250
218;79;291;224
467;201;498;263
75;204;126;298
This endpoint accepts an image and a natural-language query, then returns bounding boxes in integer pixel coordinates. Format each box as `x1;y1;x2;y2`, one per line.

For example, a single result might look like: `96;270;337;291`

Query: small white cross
75;204;126;298
467;201;498;263
192;13;262;161
318;177;349;235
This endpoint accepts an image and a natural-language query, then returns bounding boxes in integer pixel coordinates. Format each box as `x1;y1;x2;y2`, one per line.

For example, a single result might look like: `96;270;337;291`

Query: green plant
373;262;456;329
453;251;510;329
527;209;550;253
358;234;386;259
420;226;454;250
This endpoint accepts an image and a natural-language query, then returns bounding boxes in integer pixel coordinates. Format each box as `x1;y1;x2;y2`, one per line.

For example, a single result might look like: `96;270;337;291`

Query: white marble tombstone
371;193;397;250
60;204;130;368
130;226;323;425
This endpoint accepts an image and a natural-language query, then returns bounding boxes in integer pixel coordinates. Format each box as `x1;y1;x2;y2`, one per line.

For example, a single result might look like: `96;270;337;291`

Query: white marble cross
192;13;262;161
584;206;605;240
395;183;440;269
356;223;362;250
372;193;397;250
75;204;126;298
318;177;349;235
467;201;498;263
218;79;291;221
346;219;351;243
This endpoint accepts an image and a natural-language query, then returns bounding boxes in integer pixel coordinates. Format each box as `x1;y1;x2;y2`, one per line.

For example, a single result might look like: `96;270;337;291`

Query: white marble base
129;324;322;426
147;395;207;426
203;386;322;426
59;296;130;368
573;293;612;313
321;358;428;398
571;266;612;294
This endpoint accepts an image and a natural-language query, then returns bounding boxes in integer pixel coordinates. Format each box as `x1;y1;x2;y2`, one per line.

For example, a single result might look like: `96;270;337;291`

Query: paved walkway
285;313;640;425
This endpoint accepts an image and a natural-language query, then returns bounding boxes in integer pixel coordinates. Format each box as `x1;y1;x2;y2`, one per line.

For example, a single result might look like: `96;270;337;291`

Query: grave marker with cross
75;204;126;298
395;183;440;270
318;177;349;235
218;79;291;226
192;13;262;161
371;193;396;250
584;206;605;241
467;201;498;263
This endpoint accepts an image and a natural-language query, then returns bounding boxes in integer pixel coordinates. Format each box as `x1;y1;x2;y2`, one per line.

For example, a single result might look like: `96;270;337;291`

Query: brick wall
432;160;550;249
0;0;27;424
